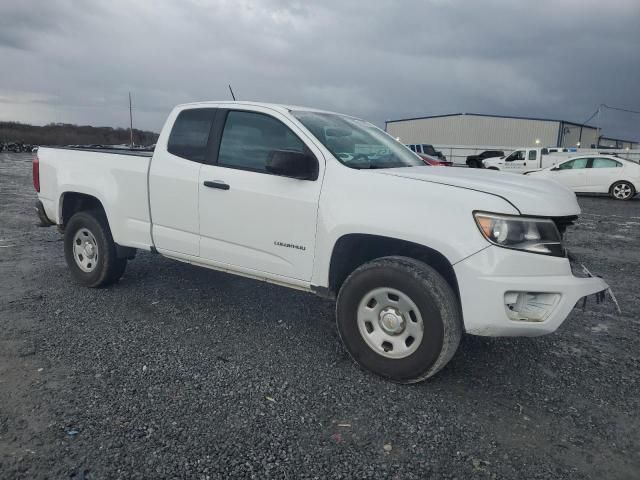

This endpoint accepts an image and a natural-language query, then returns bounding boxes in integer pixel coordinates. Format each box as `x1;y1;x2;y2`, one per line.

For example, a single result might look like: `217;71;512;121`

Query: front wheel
336;257;462;383
610;181;635;201
64;210;127;287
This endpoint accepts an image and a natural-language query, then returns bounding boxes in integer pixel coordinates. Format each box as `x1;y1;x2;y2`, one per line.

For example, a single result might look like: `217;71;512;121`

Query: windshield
292;111;424;169
422;144;437;155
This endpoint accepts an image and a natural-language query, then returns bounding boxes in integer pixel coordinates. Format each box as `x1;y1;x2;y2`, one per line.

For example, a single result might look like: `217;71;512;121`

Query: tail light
33;153;40;192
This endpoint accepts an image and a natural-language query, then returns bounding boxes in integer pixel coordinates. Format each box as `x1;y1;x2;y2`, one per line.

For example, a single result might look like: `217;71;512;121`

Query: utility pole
129;92;134;148
596;104;601;148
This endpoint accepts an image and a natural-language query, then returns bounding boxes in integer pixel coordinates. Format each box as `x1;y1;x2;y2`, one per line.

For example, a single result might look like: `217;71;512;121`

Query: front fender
310;161;518;288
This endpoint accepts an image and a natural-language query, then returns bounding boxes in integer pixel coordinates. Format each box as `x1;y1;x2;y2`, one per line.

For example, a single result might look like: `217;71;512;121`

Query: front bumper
454;246;608;337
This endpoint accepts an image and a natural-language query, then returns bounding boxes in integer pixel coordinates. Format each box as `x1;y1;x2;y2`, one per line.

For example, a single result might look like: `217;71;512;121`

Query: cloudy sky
1;0;639;140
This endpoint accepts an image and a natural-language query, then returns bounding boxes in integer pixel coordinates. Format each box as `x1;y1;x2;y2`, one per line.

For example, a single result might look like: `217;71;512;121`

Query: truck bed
43;146;154;157
37;146;153;250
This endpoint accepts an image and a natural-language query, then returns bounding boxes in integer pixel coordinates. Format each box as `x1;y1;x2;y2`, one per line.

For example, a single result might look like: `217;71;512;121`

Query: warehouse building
385;113;639;150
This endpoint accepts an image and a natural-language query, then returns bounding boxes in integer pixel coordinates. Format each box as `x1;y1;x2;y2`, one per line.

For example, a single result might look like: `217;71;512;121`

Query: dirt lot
1;152;638;479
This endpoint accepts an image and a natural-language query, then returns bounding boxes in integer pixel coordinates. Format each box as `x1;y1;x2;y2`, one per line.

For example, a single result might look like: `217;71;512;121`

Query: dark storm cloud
0;0;638;140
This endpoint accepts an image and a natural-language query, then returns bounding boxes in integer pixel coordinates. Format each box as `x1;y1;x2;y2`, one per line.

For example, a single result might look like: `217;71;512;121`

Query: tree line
0;121;159;146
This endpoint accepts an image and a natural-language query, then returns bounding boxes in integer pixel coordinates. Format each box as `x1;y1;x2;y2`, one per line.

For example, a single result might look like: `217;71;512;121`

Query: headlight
473;212;564;256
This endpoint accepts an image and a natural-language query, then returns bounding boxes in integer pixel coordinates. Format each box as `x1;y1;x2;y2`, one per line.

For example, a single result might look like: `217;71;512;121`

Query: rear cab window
167;108;217;162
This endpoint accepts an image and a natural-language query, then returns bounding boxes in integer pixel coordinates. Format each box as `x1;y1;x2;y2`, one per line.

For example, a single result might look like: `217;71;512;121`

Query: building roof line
599;135;639;144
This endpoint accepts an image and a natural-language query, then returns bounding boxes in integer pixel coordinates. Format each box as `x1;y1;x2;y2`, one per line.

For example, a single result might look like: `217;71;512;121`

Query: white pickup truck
34;101;608;383
482;147;570;173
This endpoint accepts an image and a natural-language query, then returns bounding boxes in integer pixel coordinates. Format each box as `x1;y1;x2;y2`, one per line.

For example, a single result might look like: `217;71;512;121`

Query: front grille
552;215;578;237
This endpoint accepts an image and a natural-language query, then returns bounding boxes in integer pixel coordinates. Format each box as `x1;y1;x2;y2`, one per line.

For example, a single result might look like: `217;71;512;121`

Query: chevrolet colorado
34;101;608;383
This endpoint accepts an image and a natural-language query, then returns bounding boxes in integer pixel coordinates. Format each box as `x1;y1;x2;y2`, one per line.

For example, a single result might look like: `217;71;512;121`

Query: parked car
33;101;608;383
526;155;640;200
407;144;447;161
466;150;504;168
416;152;452;166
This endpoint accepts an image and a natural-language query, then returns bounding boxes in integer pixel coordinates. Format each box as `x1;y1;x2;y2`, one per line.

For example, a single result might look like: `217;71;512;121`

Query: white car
34;101;609;383
527;155;640;200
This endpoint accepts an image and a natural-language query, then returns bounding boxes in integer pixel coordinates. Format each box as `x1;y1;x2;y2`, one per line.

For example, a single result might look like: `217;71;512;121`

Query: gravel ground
1;152;638;479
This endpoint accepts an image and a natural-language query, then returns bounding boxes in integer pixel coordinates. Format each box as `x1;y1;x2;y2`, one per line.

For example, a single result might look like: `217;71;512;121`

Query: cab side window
528;150;537;161
167;108;216;163
218;111;306;173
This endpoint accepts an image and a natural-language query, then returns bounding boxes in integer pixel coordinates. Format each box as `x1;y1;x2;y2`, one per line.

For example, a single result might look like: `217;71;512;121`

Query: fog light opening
504;291;561;322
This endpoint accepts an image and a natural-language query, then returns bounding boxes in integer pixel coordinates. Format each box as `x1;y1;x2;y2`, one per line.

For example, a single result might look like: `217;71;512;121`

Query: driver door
503;150;526;173
198;107;325;281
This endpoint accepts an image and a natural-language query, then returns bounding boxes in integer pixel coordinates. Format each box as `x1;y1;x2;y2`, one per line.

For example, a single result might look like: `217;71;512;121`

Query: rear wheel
336;256;462;383
610;181;635;200
64;210;127;287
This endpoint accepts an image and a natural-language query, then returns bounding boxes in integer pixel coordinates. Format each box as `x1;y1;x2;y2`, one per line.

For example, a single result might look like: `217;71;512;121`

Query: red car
417;153;452;166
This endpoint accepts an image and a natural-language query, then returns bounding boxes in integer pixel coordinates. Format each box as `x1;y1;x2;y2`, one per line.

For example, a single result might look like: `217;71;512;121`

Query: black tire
336;256;462;383
64;210;127;287
609;181;635;201
467;159;478;168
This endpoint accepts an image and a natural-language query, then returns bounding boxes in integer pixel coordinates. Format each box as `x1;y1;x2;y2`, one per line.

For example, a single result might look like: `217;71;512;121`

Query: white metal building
385;113;639;150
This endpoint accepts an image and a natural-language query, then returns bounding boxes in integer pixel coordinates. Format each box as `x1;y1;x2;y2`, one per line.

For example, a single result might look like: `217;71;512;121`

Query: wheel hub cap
84;242;95;258
356;287;424;359
379;307;405;335
72;228;99;273
614;184;631;199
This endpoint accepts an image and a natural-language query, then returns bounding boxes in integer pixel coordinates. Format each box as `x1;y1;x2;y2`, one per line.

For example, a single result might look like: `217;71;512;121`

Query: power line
582;108;600;125
601;104;640;115
583;104;640;126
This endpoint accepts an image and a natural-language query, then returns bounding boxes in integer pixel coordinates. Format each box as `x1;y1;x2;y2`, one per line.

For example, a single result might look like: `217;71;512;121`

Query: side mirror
266;150;318;180
550;166;560;171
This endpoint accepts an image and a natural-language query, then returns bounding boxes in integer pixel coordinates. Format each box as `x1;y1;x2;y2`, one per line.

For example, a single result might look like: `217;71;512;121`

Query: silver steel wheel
357;287;424;359
72;228;99;273
612;183;632;200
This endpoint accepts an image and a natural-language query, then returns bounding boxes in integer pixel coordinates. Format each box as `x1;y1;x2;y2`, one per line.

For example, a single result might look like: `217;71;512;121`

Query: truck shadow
111;251;561;386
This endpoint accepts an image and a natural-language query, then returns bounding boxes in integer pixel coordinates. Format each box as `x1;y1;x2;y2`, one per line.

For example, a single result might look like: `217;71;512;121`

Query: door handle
203;180;230;190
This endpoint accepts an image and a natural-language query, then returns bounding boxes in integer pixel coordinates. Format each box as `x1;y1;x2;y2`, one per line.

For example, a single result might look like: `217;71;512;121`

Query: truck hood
373;167;580;217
